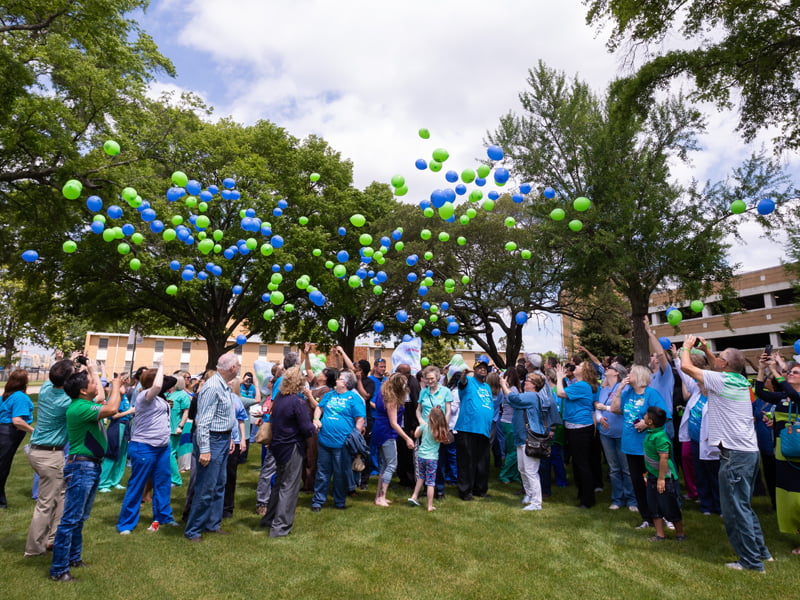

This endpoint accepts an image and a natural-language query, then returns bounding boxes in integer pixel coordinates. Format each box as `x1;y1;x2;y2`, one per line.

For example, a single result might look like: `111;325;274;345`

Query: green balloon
461;169;476;184
284;304;294;313
131;232;144;245
429;304;439;314
420;229;432;240
459;215;470;225
418;128;430;139
171;171;188;187
730;199;747;214
93;214;106;223
505;241;517;252
312;248;322;256
259;242;273;257
373;285;383;295
245;238;257;250
348;275;361;288
395;185;408;197
62;180;82;200
457;236;466;245
198;202;208;213
117;242;131;255
103;140;120;156
690;300;704;313
327;319;339;332
162;228;176;241
394;241;404;252
129;258;141;271
213;229;224;242
444;279;456;288
424;251;433;260
573;197;591;212
466;208;477;219
505;217;516;227
432;148;449;162
550;208;566;221
270;291;285;305
469;190;483;203
310;172;321;182
421;357;430;367
359;233;373;246
375;255;385;264
196;215;210;229
482;199;495;211
325;260;334;269
113;227;124;239
102;229;115;243
362;247;374;257
184;196;197;208
391;175;405;188
438;232;450;242
263;309;275;320
521;249;532;260
568;219;583;232
429;160;442;172
667;309;683;326
213;244;222;254
239;210;247;219
373;250;384;260
166;285;178;296
438;203;454;220
169;215;182;226
62;240;77;253
350;213;366;227
413;323;423;333
299;216;309;225
271;273;283;284
423;207;434;217
198;239;214;255
267;283;279;291
477;164;491;178
429;315;438;323
333;264;347;278
296;278;309;290
121;187;137;202
461;275;471;285
423;276;433;286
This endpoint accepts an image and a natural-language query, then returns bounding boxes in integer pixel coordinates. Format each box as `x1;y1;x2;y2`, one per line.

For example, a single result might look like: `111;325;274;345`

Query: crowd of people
0;324;798;581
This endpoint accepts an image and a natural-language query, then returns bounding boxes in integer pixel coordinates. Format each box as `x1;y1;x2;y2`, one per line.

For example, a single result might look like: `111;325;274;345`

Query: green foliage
585;0;800;150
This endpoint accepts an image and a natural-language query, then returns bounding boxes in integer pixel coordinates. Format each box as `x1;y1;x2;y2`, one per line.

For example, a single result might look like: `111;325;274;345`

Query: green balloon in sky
482;199;495;211
690;300;704;313
457;236;466;245
418;128;430;139
359;233;373;246
420;229;432;240
270;291;285;305
310;172;321;182
573;197;591;212
461;169;476;184
477;164;491;178
423;207;434;217
327;319;339;332
103;140;120;156
730;199;747;214
129;258;141;271
350;213;366;227
568;219;583;232
438;203;454;220
550;208;566;221
429;160;442;172
62;240;77;253
166;285;178;296
432;148;449;162
172;171;188;187
391;175;405;188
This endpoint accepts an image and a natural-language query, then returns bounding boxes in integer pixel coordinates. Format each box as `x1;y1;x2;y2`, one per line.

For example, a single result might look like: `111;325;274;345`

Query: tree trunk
204;335;228;372
629;294;651;366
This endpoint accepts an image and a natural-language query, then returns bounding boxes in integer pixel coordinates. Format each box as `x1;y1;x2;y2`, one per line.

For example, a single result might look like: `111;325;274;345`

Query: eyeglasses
789;371;800;376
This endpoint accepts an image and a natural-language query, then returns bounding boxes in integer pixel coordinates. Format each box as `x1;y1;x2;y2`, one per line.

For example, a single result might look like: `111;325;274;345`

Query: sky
122;0;797;355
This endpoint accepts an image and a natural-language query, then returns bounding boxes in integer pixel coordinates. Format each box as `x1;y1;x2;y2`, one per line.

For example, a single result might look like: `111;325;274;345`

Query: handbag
524;396;552;459
254;400;273;445
779;400;800;460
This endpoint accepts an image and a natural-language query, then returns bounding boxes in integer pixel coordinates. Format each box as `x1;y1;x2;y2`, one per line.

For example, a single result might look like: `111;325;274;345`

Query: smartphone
764;344;773;356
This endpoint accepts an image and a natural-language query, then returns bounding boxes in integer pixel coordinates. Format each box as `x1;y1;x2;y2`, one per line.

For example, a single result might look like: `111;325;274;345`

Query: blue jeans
539;443;568;495
184;432;229;538
435;441;457;494
117;441;173;532
50;459;101;577
313;444;350;508
718;447;771;570
691;440;720;514
599;435;636;507
378;439;398;484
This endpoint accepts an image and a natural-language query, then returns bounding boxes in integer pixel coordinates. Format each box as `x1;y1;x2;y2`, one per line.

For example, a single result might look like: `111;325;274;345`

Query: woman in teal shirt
0;369;34;508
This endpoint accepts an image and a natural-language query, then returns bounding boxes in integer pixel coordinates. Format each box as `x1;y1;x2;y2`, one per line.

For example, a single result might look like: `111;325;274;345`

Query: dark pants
456;431;490;498
0;424;26;506
223;445;241;517
566;425;596;507
262;446;304;537
435;441;457;495
691;441;721;514
626;454;652;522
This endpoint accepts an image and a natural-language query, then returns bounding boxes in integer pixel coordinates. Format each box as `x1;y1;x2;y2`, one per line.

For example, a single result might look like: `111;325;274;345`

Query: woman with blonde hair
373;372;415;506
610;364;670;529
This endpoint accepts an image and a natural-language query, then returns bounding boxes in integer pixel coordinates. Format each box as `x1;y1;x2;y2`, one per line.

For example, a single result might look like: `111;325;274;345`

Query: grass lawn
1;439;796;600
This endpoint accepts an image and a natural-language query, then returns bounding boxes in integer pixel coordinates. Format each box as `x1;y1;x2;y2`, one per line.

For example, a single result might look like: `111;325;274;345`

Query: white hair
217;353;240;371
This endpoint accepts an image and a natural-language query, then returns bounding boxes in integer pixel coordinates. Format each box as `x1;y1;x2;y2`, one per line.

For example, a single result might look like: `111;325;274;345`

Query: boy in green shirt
643;406;686;542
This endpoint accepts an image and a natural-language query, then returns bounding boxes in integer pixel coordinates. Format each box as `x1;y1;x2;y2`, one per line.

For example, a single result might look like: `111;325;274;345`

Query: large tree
491;62;789;364
584;0;800;150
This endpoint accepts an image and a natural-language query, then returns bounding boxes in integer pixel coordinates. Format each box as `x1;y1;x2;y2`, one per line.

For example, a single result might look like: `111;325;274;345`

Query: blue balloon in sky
445;170;458;183
181;270;195;281
418;286;429;296
223;248;236;260
141;208;157;222
197;271;208;281
515;311;528;325
166;187;185;202
475;178;486;187
455;183;467;196
236;334;247;345
338;227;347;236
199;190;213;202
186;180;202;196
271;235;284;249
431;328;441;337
277;199;288;210
396;310;409;323
407;273;418;282
402;334;412;342
107;205;123;219
421;302;431;310
447;322;459;334
337;250;349;263
22;250;39;262
415;158;427;170
86;196;102;212
391;229;403;240
373;321;385;333
488;191;499;200
493;168;510;184
543;187;556;199
406;254;418;266
520;183;532;194
512;194;524;204
122;223;135;236
794;339;800;354
232;285;243;295
208;185;219;195
272;208;283;217
487;145;504;161
223;178;236;189
149;220;164;233
757;198;775;215
90;220;105;234
169;260;181;271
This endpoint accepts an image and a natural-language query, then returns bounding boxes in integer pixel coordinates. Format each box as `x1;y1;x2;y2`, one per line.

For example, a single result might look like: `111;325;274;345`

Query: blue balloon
757;198;775;215
181;270;195;281
197;271;208;281
230;191;241;201
391;229;403;240
488;190;499;200
407;272;418;282
375;270;388;283
211;265;223;276
419;199;432;210
137;200;150;211
424;270;434;278
208;185;219;195
441;301;450;310
515;311;528;325
421;302;431;310
238;245;250;255
356;267;368;279
337;250;349;263
512;194;524;204
221;189;232;200
141;208;157;222
658;337;671;351
169;260;181;271
90;220;105;234
380;236;391;247
272;208;283;217
418;286;429;296
520;183;532;194
309;290;325;306
277;199;288;210
402;334;412;342
493;168;510;184
487;145;504;161
21;250;39;262
236;334;247;345
543;187;556;199
373;321;385;333
186;180;202;196
183;264;196;272
431;328;441;337
406;254;418;266
443;188;456;203
121;224;135;236
245;208;256;217
107;205;123;219
261;293;271;302
271;264;281;273
166;187;185;202
149;220;164;233
199;190;213;202
445;170;458;183
223;178;236;189
284;263;293;272
260;224;272;236
232;285;243;295
430;189;448;209
446;322;459;334
396;310;409;323
86;196;103;212
223;248;236;260
338;227;347;236
474;178;486;187
794;339;800;354
455;183;467;196
415;158;427;170
271;235;284;249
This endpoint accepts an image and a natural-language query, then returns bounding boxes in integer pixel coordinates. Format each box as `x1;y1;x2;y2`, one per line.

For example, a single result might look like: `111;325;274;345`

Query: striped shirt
703;370;758;452
194;373;237;453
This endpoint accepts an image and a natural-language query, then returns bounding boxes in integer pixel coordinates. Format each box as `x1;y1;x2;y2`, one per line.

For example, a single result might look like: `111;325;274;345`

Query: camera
75;355;89;366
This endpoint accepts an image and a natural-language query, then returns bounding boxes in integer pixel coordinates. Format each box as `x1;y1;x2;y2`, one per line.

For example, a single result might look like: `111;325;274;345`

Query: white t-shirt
702;370;758;452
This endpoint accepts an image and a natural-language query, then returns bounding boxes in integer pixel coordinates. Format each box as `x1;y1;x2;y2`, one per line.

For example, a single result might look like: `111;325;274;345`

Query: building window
234;344;242;356
283;345;292;357
374;349;382;362
773;288;797;307
259;345;268;359
738;294;766;311
153;339;165;365
97;337;109;361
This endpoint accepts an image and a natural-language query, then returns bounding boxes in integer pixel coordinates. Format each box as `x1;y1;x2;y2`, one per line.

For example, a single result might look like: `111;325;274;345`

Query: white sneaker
119;530;131;535
628;506;639;512
608;504;620;510
522;495;531;504
635;521;652;529
522;504;541;511
664;519;675;530
725;562;744;571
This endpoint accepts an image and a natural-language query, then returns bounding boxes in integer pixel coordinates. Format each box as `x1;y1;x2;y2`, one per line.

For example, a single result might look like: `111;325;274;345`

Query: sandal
675;535;687;542
648;535;666;542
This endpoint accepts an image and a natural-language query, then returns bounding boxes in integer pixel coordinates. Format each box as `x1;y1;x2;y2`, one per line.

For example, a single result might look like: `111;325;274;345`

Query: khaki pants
25;448;65;555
